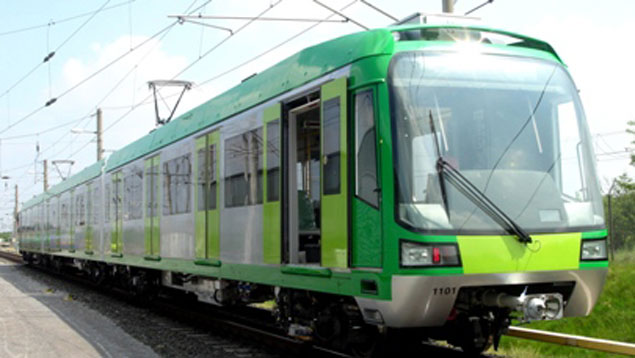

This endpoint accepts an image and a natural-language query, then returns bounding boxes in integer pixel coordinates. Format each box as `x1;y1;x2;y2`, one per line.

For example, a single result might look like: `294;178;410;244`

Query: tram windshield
389;51;605;234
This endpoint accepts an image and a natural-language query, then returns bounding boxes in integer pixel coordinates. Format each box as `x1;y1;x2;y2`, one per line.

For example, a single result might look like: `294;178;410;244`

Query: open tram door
284;77;348;268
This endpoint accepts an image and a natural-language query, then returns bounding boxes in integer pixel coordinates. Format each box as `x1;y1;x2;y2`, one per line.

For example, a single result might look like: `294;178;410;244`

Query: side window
323;97;341;195
146;162;160;217
124;169;143;220
163;154;192;215
266;120;280;202
197;144;217;211
76;193;85;226
355;90;378;207
224;128;263;207
208;144;217;210
197;147;207;211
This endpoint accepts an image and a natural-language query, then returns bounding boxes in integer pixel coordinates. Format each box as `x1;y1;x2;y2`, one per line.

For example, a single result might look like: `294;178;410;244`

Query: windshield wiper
428;111;532;244
437;158;532;244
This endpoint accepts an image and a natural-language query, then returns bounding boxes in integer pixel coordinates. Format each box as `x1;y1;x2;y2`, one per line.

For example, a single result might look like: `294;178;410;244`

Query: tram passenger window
197;144;217;211
197;148;207;211
355;90;378;207
163;154;192;215
323;98;340;195
208;144;217;210
76;194;85;226
146;162;159;217
124;169;143;220
224;128;263;207
267;119;280;202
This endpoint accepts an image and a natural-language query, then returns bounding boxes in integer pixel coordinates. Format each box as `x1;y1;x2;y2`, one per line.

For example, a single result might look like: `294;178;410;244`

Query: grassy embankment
495;250;635;357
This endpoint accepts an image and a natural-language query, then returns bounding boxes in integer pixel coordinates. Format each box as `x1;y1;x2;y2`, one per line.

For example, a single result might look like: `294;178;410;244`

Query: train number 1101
433;287;457;296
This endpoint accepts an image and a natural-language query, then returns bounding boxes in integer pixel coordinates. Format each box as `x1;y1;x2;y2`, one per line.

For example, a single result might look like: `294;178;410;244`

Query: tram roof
23;24;561;209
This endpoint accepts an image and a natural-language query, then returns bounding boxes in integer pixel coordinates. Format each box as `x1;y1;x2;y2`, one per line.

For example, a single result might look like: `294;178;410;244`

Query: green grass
495;250;635;357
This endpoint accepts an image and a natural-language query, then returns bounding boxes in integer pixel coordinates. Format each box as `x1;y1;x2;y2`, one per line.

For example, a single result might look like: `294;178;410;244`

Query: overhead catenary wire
12;0;360;194
0;0;137;37
197;0;359;88
40;0;211;158
0;114;94;141
100;0;285;129
2;0;211;185
0;0;114;103
0;21;178;136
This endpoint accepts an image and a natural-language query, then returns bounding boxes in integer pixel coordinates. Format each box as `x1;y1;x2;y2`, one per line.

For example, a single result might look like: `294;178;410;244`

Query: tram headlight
400;240;461;267
581;239;607;260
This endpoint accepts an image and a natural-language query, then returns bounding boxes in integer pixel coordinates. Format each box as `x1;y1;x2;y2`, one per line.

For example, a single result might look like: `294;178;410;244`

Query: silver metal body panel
356;269;608;327
219;108;264;264
121;159;145;256
122;218;144;256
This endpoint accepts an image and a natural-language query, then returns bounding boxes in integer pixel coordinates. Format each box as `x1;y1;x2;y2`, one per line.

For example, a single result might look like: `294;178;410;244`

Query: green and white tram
18;21;607;354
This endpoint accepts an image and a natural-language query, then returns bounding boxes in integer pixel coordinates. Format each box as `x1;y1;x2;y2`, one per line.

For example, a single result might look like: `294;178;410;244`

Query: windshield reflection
389;51;604;234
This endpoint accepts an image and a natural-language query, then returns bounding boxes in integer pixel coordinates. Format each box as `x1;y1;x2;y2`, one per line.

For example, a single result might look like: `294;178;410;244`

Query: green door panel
320;77;348;268
195;131;220;260
263;103;281;264
457;233;582;274
195;136;206;259
208;130;220;259
111;171;123;255
352;198;381;267
144;155;161;258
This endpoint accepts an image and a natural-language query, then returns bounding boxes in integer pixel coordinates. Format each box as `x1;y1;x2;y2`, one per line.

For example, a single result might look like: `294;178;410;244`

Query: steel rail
0;250;22;263
507;326;635;356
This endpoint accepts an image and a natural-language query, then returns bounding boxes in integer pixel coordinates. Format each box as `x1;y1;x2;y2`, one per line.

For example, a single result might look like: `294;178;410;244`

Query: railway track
4;250;631;357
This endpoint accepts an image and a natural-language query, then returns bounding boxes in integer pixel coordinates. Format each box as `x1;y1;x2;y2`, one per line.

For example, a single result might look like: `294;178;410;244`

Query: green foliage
604;174;635;251
497;250;635;357
0;231;11;241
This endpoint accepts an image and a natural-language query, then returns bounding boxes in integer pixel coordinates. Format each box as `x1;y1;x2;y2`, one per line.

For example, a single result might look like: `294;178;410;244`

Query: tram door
263;103;282;264
320;78;348;268
195;131;220;263
111;171;123;255
286;78;348;268
144;155;161;258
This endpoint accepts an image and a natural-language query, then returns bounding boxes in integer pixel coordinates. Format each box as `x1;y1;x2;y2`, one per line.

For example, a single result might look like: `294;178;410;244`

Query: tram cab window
355;90;378;207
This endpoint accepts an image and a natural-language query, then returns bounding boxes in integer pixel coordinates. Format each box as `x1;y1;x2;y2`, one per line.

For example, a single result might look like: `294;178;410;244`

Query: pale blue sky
0;0;633;230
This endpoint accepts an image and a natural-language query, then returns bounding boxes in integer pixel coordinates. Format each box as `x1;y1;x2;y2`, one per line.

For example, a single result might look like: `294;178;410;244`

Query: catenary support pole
443;0;454;13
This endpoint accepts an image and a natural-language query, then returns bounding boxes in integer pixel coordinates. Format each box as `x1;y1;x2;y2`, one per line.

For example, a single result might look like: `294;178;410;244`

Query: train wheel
90;263;107;286
454;316;493;356
348;325;380;358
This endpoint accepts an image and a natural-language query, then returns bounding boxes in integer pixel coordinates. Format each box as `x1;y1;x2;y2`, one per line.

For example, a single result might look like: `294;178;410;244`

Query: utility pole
96;108;103;161
43;159;48;192
443;0;454;13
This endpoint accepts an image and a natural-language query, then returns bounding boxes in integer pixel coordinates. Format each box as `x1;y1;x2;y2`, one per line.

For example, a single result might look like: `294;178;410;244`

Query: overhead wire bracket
148;80;192;126
52;160;75;180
